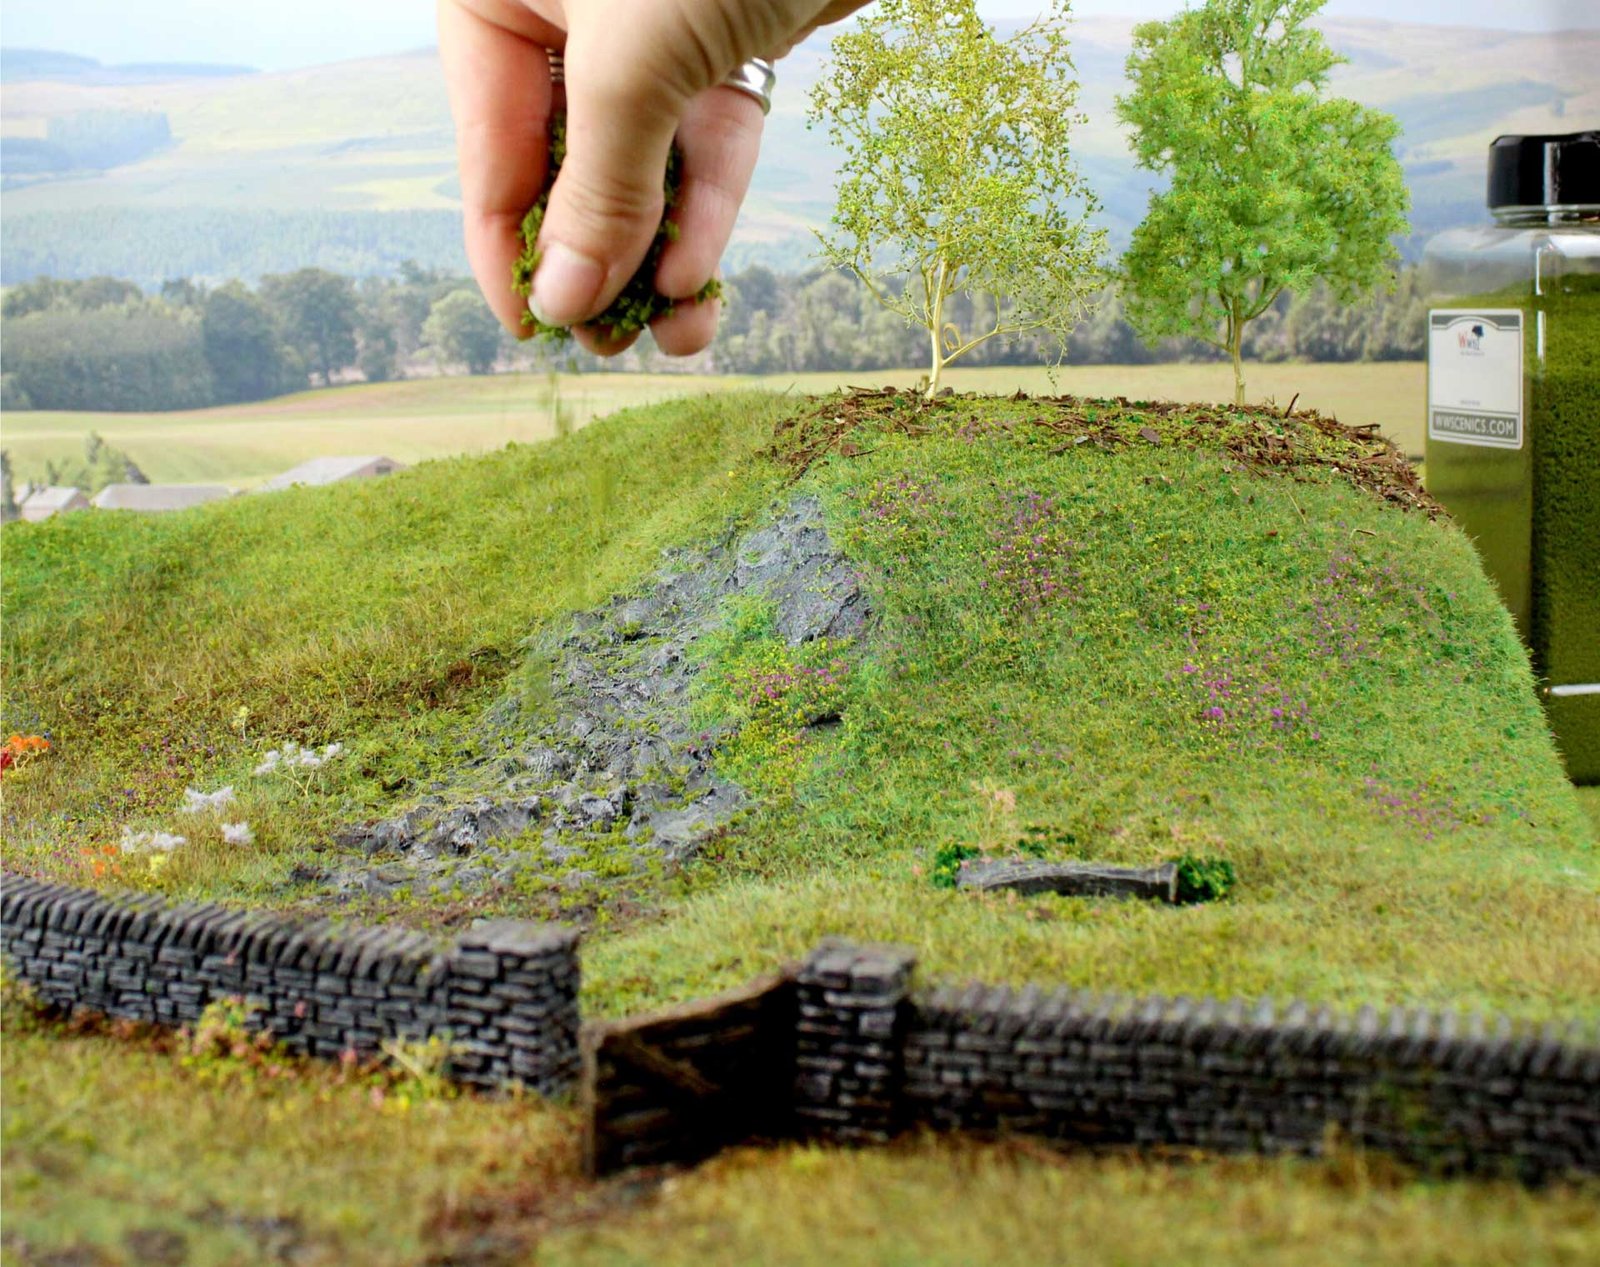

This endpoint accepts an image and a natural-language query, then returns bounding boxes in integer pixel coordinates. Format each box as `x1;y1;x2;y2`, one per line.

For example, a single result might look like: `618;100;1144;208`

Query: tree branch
941;310;1016;364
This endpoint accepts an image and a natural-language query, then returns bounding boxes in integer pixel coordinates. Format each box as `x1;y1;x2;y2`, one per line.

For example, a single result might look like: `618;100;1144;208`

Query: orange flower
0;733;52;775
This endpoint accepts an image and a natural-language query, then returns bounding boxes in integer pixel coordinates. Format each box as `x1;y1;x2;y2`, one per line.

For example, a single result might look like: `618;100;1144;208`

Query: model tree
809;0;1104;397
1116;0;1409;405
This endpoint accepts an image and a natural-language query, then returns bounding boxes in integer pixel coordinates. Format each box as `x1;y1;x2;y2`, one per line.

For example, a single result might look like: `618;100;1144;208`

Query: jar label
1427;309;1523;449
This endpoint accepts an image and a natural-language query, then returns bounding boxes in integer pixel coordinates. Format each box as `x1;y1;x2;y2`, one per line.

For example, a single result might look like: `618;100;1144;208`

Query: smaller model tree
810;0;1105;397
1116;0;1409;405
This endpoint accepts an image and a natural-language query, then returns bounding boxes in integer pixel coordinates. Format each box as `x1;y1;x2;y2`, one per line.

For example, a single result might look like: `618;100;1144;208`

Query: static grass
1577;786;1600;838
3;390;1592;1009
536;1139;1600;1267
7;1017;1595;1267
0;391;794;897
0;1012;572;1266
3;389;1597;1262
585;395;1593;1020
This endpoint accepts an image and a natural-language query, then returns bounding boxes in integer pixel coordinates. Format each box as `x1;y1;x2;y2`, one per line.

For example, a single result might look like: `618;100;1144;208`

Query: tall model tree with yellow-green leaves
810;0;1104;398
1116;0;1409;405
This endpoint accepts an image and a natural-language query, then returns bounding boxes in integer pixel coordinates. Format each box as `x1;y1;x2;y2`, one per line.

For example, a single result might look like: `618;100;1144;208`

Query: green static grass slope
2;390;1593;1021
589;394;1597;1020
0;392;795;886
4;390;1598;1264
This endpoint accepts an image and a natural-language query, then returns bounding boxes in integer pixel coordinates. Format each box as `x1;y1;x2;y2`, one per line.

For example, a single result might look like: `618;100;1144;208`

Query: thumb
528;35;687;328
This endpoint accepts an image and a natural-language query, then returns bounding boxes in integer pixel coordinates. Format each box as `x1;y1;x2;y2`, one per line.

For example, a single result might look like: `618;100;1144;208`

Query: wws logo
1456;323;1486;355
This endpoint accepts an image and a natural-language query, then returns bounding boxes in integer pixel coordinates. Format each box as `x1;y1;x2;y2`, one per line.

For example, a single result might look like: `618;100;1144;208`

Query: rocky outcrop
328;496;868;902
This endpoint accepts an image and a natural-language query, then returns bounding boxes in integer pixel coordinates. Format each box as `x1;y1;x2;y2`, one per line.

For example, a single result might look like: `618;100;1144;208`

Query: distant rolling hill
0;47;257;85
0;17;1594;285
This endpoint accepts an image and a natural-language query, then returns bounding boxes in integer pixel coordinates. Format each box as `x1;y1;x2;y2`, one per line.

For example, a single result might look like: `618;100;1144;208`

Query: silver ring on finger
721;58;775;116
545;50;773;116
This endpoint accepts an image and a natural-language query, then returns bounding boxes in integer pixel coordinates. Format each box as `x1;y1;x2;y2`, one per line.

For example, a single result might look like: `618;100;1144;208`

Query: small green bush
930;842;980;890
1171;854;1237;905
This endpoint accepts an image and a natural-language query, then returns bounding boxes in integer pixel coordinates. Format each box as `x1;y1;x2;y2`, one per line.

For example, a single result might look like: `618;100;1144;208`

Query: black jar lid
1488;130;1600;210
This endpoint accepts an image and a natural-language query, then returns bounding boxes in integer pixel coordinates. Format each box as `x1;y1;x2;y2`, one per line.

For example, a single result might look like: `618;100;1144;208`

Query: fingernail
529;242;606;326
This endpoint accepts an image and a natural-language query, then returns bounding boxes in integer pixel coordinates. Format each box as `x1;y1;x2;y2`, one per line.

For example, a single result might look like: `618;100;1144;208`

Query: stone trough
955;858;1180;902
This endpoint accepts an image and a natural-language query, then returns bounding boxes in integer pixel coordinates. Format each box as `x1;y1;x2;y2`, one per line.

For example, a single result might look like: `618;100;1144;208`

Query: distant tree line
711;263;1425;373
0;262;1426;413
0;265;509;412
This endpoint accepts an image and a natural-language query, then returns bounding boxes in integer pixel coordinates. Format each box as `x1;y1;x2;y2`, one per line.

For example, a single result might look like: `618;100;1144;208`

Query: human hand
438;0;866;357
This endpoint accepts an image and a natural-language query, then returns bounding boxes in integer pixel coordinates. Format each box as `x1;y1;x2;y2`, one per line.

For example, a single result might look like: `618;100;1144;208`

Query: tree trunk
925;258;947;399
1229;313;1246;407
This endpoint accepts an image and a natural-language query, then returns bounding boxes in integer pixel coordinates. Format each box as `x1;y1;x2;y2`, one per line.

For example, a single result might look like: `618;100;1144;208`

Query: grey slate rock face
956;859;1179;902
1;873;580;1097
325;495;867;903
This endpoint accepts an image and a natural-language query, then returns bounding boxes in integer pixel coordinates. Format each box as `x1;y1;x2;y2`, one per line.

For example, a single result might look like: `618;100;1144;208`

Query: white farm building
257;456;405;492
92;484;231;512
18;486;90;521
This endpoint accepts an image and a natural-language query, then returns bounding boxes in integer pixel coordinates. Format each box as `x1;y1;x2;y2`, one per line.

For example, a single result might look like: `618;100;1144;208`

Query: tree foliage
260;269;360;385
1;307;215;412
202;282;303;404
0;259;1431;422
2;276;143;320
1115;0;1409;404
809;0;1105;395
422;289;505;376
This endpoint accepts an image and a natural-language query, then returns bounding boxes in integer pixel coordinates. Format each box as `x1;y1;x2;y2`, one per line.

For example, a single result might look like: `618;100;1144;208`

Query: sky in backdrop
1;0;1595;73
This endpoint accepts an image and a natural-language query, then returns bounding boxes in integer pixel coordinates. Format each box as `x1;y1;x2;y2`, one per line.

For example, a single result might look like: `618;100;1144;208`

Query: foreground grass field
7;1012;1598;1266
3;387;1594;1262
4;360;1426;488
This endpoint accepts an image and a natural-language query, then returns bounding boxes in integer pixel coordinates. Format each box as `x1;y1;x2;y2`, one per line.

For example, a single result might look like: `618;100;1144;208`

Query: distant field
2;361;1425;488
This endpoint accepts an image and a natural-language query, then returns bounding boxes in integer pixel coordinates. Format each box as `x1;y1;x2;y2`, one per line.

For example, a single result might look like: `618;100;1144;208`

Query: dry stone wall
6;879;1596;1183
0;875;579;1095
792;942;1599;1184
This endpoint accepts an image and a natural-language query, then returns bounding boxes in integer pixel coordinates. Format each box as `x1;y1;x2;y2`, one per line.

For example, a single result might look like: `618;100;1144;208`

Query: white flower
296;742;343;768
254;741;343;774
221;821;255;846
179;785;236;814
120;827;187;854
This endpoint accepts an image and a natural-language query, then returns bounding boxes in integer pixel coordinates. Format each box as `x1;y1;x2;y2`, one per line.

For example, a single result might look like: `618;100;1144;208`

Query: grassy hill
2;17;1596;282
1;360;1430;490
2;390;1596;1261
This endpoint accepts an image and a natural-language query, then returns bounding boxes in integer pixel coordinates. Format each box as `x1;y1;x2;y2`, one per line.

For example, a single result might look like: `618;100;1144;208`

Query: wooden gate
582;968;798;1176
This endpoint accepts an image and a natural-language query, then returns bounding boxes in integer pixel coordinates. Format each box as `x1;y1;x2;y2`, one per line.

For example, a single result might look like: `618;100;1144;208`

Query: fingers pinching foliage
1115;0;1410;406
809;0;1106;398
513;114;721;342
